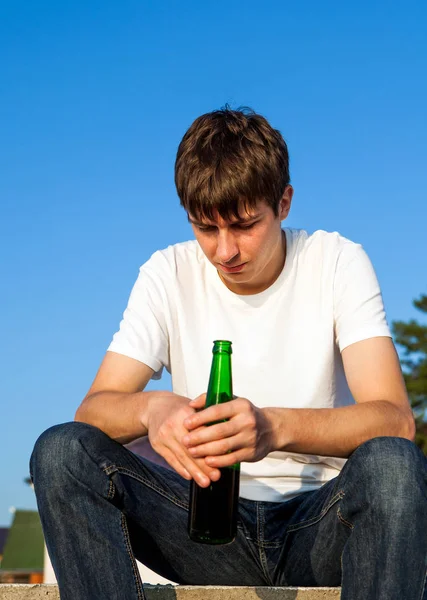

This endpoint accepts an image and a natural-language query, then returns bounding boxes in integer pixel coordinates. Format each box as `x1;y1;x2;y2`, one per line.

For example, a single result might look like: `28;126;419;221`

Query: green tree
392;294;427;454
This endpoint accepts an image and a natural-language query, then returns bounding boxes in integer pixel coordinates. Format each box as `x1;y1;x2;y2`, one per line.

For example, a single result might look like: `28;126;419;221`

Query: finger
188;432;248;458
188;393;207;410
182;420;238;448
159;447;192;480
184;402;236;429
195;458;221;482
154;437;210;485
171;445;211;486
205;448;248;468
168;442;221;487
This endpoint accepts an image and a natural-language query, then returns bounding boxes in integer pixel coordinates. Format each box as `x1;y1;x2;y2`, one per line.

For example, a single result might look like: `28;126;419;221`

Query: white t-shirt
108;228;391;502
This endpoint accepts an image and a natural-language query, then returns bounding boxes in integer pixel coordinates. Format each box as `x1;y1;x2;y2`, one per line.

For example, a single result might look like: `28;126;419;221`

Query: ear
278;185;293;221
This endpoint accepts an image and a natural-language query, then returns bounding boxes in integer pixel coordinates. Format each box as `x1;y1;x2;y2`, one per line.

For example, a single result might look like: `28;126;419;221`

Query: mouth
218;262;247;274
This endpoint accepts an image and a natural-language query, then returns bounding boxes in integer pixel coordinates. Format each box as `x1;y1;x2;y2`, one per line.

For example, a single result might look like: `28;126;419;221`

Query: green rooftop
0;510;44;571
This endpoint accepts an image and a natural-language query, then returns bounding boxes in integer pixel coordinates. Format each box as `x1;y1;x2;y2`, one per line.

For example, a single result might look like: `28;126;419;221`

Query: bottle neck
207;350;233;406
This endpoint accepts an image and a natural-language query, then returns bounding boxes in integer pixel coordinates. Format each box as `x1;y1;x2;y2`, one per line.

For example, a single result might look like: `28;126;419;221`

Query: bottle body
188;340;240;544
188;464;240;544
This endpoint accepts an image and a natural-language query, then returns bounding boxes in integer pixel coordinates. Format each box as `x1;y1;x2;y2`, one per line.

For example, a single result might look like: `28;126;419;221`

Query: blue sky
1;0;426;526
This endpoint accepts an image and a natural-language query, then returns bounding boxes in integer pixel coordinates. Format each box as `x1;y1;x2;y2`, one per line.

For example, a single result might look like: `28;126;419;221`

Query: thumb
189;393;207;409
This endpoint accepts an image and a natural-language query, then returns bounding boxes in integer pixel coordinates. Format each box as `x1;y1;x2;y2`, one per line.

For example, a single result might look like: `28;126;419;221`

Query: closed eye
195;220;259;233
233;222;258;230
196;225;216;232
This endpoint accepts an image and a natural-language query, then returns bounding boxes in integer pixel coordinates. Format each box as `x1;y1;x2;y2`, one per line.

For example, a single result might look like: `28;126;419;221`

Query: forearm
265;400;415;458
74;390;157;444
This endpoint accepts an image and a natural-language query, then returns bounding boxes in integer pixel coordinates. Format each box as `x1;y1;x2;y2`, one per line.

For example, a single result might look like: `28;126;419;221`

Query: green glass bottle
188;340;240;544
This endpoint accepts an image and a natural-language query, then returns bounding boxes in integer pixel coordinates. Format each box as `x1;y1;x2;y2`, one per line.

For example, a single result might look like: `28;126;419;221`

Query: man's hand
145;392;221;487
182;394;276;468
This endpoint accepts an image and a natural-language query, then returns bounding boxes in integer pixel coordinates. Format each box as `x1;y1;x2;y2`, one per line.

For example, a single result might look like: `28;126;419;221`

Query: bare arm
75;351;220;486
183;337;416;466
75;351;156;443
263;337;415;458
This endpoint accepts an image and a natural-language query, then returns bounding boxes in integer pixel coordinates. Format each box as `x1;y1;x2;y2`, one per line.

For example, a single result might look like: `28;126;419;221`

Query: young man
31;107;427;600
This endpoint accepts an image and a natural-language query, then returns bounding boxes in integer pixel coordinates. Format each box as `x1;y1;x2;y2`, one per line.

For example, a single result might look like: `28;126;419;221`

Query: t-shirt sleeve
107;256;170;380
333;243;391;352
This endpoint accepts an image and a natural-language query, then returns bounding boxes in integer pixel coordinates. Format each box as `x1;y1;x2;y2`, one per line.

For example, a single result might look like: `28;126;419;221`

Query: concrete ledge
0;584;341;599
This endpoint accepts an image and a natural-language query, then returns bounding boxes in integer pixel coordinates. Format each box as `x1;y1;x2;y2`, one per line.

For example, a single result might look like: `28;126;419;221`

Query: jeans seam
120;514;145;600
238;517;269;582
107;479;115;500
103;464;188;510
260;541;282;548
337;506;354;530
286;490;345;533
256;503;274;586
419;565;427;600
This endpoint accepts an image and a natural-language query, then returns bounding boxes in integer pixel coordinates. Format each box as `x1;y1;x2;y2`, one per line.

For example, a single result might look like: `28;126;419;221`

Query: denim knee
344;436;426;512
30;421;104;488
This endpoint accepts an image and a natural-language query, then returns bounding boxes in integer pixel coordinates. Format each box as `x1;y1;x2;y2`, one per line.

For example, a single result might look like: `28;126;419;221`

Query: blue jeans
30;422;427;600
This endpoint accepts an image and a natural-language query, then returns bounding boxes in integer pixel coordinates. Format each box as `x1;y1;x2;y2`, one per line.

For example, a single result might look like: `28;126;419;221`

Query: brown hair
175;106;290;221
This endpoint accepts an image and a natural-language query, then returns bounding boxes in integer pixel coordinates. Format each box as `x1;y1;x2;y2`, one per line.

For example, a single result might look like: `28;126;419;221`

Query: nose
216;229;239;264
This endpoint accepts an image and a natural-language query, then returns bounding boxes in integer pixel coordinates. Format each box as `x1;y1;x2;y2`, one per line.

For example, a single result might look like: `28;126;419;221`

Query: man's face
189;190;292;295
